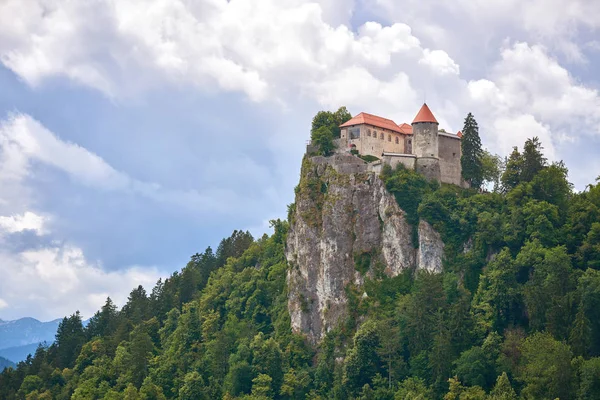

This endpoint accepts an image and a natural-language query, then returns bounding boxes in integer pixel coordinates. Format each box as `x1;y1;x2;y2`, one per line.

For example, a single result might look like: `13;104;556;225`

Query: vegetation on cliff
310;107;352;156
2;130;600;399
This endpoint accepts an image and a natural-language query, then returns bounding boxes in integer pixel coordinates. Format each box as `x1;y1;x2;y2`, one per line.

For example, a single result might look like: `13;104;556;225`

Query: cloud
465;42;600;161
0;113;263;214
373;0;600;64
419;49;460;75
491;43;600;125
0;0;450;111
0;239;164;321
0;208;164;320
0;211;47;235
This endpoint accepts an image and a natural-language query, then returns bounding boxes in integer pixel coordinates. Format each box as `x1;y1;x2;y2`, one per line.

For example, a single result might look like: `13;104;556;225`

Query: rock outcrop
286;154;445;343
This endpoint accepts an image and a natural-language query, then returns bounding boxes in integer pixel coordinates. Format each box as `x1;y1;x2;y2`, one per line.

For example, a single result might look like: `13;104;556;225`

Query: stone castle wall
416;156;442;181
382;153;416;170
438;134;462;186
412;122;438;158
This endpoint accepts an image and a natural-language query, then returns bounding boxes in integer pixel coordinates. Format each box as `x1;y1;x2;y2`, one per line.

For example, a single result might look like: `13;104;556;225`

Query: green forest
2;112;600;400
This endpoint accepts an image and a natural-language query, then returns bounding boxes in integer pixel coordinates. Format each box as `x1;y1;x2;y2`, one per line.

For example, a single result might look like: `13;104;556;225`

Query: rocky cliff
286;154;445;343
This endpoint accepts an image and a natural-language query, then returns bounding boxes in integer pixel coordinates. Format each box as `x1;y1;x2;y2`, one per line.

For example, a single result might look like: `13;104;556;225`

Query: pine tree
520;137;547;182
489;372;517;400
87;297;118;339
569;302;592;357
54;311;86;369
501;147;523;191
460;113;484;188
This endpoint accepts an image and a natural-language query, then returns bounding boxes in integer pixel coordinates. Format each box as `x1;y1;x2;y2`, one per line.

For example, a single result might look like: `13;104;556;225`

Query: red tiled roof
340;112;404;134
457;130;462;138
412;103;438;124
398;123;413;135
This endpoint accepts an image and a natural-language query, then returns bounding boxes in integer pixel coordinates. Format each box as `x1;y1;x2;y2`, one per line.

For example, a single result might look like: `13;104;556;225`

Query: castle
339;103;463;186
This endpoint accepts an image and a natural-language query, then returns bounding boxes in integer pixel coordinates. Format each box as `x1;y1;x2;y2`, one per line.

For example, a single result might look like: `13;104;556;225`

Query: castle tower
412;103;441;181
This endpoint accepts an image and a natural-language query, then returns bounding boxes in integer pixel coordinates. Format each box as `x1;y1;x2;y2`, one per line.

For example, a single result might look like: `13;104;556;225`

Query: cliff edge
286;154;444;343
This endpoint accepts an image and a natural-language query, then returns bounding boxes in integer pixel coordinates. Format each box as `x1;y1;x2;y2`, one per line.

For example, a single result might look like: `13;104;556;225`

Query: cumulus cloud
419;49;460;75
0;208;163;320
0;211;47;235
0;0;453;114
0;238;164;321
465;42;600;160
374;0;600;64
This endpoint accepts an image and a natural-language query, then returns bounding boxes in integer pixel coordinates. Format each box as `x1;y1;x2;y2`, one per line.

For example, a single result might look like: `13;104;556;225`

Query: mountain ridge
0;317;60;351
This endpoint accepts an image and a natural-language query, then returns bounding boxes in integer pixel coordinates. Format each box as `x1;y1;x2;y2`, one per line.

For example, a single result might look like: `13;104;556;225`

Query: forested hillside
2;135;600;400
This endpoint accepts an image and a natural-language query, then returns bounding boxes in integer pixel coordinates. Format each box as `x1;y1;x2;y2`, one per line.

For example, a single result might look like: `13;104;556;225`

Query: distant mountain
0;317;60;363
0;343;47;365
0;355;15;371
0;317;60;349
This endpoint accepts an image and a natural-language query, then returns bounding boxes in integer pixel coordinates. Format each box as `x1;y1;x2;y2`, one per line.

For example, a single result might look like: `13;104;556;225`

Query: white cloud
492;43;600;125
419;49;460;75
0;113;268;215
465;42;600;162
492;114;556;160
311;67;417;116
0;211;47;235
0;240;164;320
374;0;600;63
0;0;447;112
0;212;163;320
1;114;130;190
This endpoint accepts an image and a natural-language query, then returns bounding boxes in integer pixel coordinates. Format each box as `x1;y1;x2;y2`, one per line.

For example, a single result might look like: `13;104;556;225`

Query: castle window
380;132;384;140
367;129;371;137
395;137;399;144
349;127;360;139
388;135;391;142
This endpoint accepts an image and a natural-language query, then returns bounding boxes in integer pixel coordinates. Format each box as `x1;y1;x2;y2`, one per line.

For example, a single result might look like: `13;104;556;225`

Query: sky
0;0;599;321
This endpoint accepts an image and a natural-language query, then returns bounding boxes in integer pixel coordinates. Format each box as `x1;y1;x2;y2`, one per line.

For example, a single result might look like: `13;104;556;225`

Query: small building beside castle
339;103;463;186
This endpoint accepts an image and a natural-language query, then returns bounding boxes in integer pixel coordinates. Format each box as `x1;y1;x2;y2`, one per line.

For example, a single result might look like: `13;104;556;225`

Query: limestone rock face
417;220;445;273
286;154;444;343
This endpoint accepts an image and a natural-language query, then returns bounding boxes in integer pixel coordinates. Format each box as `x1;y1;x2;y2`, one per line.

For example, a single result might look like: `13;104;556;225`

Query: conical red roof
412;103;438;124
